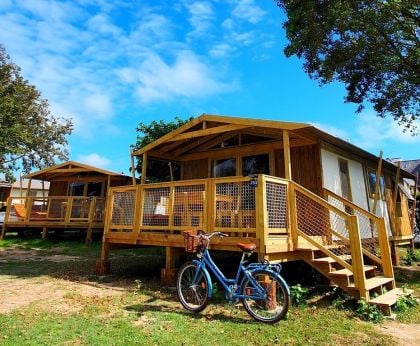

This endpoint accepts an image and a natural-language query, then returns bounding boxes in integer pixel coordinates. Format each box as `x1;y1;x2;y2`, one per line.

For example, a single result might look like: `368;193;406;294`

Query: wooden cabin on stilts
96;114;415;313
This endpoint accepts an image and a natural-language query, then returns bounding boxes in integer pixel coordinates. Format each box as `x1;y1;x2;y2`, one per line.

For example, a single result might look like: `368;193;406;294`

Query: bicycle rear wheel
240;269;290;323
176;261;210;312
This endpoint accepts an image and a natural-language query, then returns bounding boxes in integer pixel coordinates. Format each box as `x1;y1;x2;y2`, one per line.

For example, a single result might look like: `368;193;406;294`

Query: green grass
0;236;418;345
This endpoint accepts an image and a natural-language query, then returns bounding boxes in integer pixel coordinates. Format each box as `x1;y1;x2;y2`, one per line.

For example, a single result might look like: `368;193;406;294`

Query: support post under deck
161;246;182;286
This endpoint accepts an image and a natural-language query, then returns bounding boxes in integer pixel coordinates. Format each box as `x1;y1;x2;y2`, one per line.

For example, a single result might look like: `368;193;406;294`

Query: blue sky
1;0;418;176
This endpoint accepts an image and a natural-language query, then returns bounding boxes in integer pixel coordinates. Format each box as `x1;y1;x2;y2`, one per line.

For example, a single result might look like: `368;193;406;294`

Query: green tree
132;116;193;182
275;0;419;131
0;45;73;182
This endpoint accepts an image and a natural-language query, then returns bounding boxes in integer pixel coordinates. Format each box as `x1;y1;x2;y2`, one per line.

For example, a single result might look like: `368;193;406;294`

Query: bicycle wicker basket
183;230;199;253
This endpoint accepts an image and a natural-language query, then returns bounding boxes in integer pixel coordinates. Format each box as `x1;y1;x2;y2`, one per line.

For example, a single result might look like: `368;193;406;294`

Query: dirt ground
1;246;419;345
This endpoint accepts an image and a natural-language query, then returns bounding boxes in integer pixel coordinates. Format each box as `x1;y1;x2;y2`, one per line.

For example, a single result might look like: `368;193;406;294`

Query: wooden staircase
300;249;406;314
289;183;408;315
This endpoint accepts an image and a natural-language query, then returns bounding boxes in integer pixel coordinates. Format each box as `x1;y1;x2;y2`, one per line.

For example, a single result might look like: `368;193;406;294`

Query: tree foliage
132;116;193;182
0;45;73;182
275;0;419;131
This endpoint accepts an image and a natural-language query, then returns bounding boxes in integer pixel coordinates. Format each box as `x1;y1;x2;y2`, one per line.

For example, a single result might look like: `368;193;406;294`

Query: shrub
394;295;419;313
402;249;420;265
290;284;309;306
356;300;383;323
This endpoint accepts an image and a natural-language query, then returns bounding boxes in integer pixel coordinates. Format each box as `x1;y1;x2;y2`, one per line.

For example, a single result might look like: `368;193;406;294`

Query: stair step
370;288;413;306
329;265;376;277
312;254;351;264
349;277;394;291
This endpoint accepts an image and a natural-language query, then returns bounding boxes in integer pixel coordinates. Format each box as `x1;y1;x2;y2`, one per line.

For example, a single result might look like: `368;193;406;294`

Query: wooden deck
99;174;398;309
1;196;105;243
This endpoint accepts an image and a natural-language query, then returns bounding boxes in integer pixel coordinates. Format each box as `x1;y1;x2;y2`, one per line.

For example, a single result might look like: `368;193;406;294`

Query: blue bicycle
176;231;290;323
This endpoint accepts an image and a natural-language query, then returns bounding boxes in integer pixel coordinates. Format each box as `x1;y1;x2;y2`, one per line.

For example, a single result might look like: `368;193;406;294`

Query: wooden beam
132;117;203;156
167;124;250;142
201;114;309;131
141;153;148;184
410;173;418;241
372;150;383;215
156;139;187;154
188;132;239;154
172;134;221;157
130;150;136;185
180;138;312;161
283;130;292;180
392;161;401;208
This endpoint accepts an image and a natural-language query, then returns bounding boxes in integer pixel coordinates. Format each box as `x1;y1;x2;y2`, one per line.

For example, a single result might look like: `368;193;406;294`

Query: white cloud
354;113;420;150
135;51;236;103
231;0;266;24
84;93;112;119
309;122;350;140
209;43;236;58
183;1;214;38
76;153;111;169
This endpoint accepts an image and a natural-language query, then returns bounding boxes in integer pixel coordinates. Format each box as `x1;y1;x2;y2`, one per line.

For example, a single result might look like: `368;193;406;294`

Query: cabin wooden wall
182;159;208;180
49;181;68;196
274;144;322;196
385;183;412;237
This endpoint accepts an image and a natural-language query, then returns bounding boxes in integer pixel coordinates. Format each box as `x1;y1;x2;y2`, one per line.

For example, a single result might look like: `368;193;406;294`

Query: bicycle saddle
237;242;256;252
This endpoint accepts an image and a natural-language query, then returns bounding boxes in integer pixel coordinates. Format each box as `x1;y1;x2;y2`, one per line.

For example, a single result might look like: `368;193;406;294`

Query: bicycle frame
192;247;270;301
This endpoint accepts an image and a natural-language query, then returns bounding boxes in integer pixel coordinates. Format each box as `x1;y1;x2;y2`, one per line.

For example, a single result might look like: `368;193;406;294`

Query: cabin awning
398;182;415;201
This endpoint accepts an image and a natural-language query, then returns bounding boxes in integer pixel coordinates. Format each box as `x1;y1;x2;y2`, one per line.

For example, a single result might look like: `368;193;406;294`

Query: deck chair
13;204;47;220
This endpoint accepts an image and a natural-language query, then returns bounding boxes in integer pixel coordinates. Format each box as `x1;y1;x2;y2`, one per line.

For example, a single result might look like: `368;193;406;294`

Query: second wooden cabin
1;161;132;242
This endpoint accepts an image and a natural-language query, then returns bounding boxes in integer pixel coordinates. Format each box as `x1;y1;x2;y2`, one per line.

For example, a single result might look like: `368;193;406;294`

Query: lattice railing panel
173;184;206;227
266;181;287;229
142;187;170;226
295;190;352;260
93;198;105;221
214;182;256;229
111;191;135;226
326;192;381;259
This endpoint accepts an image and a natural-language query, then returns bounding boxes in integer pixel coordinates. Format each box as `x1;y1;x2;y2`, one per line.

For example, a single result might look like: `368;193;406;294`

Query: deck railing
3;196;105;224
106;176;290;240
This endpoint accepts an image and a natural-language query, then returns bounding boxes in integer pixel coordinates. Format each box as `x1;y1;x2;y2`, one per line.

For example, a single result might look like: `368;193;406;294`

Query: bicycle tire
176;261;210;313
240;269;290;323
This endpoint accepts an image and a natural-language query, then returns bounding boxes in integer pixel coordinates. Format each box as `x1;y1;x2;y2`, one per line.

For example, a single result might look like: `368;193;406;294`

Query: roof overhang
23;161;130;182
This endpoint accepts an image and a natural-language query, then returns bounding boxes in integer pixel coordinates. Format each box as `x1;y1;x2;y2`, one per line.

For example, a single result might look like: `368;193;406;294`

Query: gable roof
131;114;310;156
400;160;420;177
131;114;415;179
23;161;129;181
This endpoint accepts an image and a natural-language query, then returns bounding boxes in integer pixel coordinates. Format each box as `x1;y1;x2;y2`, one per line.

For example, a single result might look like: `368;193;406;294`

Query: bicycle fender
244;268;290;296
192;259;213;298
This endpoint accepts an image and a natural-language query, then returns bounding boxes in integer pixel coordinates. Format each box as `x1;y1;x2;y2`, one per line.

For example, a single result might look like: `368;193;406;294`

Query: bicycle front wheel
176;261;210;313
240;269;290;323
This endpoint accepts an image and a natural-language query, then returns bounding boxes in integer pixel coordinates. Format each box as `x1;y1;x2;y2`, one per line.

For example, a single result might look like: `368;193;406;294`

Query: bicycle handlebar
198;231;229;240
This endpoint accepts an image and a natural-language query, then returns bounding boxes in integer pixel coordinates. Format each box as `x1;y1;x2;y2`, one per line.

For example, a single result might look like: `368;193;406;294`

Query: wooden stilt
41;227;48;240
161;246;182;286
95;242;111;275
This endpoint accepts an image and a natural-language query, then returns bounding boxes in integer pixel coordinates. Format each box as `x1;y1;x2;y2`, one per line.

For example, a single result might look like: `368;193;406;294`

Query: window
367;169;386;200
69;182;85;196
338;159;352;201
242;154;269;176
212;158;236;177
87;182;103;197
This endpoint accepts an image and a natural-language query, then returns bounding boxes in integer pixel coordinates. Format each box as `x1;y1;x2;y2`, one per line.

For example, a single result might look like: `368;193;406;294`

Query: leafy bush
394;295;419;313
402;249;420;265
290;284;309;306
356;300;383;323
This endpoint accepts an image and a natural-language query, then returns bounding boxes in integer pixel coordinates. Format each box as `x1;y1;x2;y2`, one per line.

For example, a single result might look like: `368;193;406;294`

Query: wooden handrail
323;188;380;221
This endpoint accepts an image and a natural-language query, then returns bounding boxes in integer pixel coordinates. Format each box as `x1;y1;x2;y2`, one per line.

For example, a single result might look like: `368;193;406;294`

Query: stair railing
323;189;394;279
